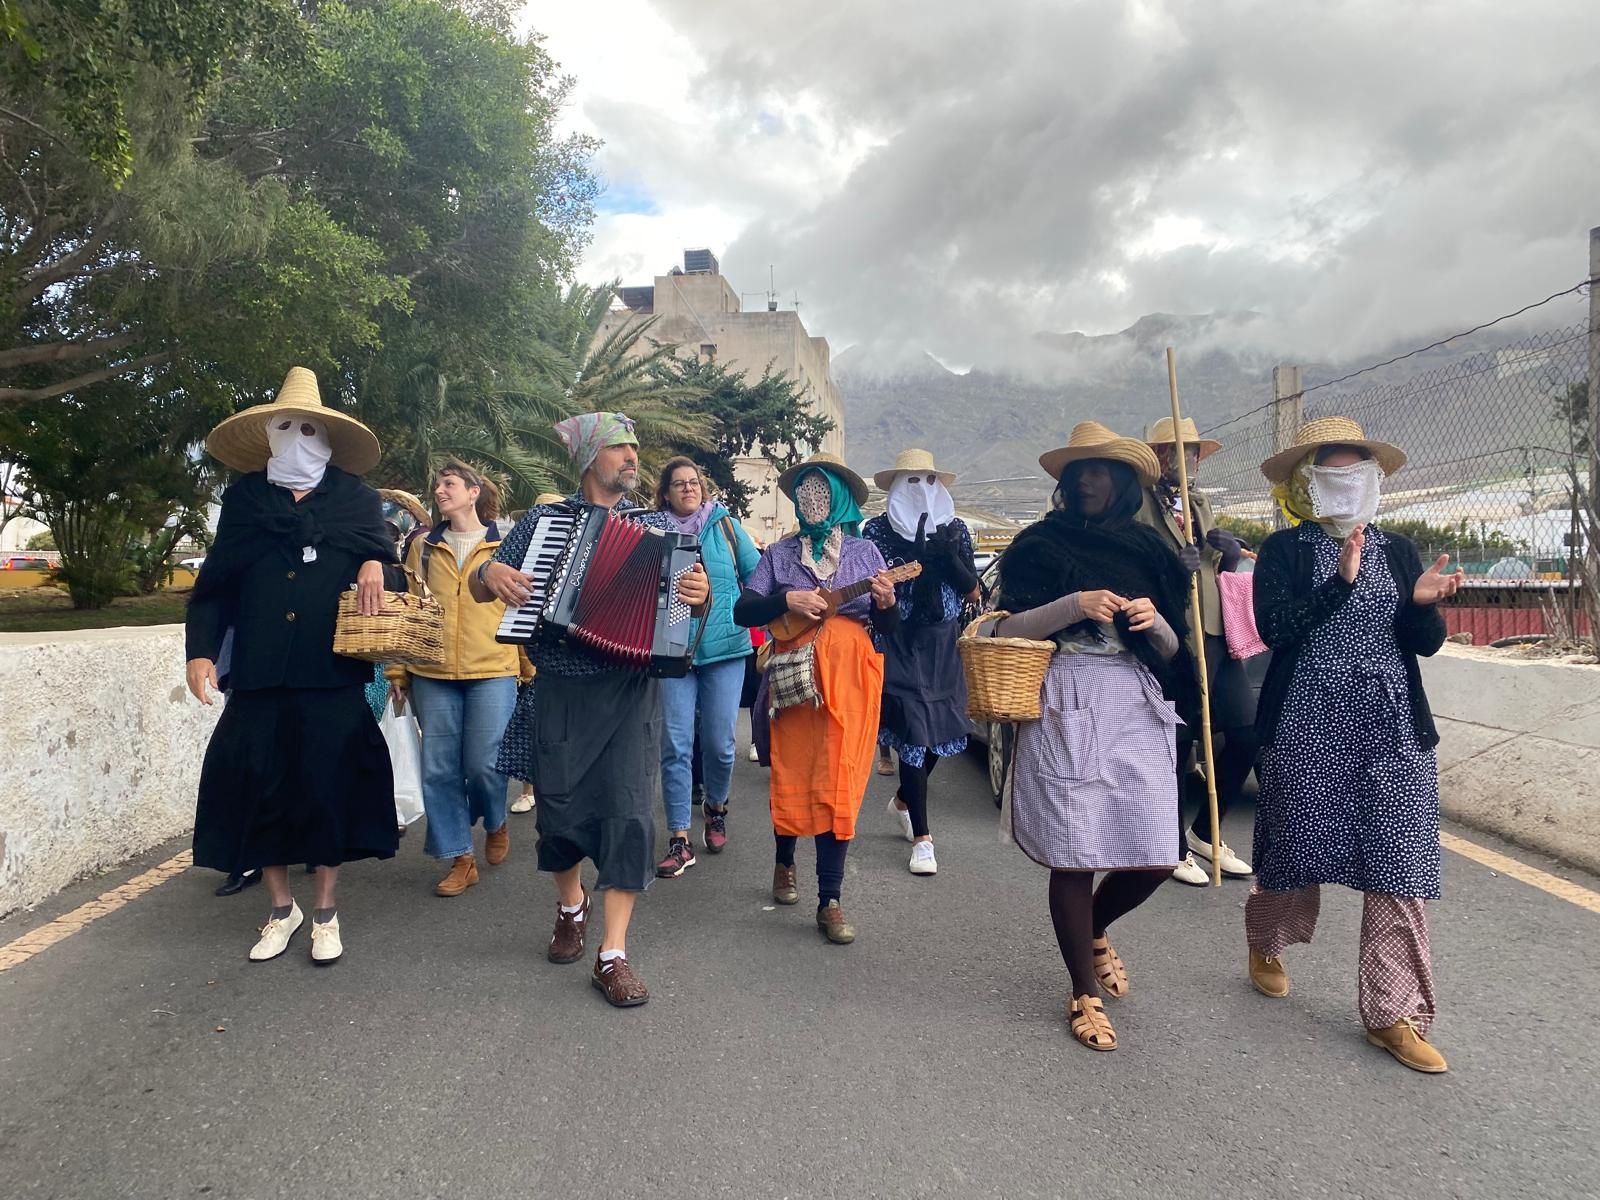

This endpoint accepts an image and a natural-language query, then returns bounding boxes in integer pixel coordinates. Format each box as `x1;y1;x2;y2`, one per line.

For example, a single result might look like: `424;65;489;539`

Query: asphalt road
2;730;1597;1200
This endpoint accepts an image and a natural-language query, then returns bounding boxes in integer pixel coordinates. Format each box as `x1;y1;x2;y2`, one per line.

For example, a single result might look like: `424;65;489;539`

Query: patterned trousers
1245;886;1436;1034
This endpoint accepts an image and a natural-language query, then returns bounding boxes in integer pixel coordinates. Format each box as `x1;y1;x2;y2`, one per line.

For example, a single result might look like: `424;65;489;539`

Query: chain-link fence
1201;316;1595;642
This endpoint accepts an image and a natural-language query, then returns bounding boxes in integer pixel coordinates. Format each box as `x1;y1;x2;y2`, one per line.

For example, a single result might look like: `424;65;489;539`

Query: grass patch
0;587;190;633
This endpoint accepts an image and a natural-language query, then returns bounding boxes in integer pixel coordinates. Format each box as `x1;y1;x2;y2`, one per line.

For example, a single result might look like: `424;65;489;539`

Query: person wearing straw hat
1245;417;1460;1073
185;367;400;966
990;422;1195;1052
1138;416;1256;885
473;414;710;1008
862;448;977;876
732;452;900;943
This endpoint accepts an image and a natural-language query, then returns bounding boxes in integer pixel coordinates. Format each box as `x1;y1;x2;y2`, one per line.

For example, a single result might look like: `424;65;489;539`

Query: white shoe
887;796;914;842
1172;854;1210;887
248;902;303;961
509;791;536;814
909;841;937;875
747;743;760;762
310;914;343;965
1186;829;1253;877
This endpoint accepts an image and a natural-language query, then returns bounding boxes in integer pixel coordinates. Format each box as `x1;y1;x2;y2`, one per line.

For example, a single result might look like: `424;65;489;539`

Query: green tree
654;354;837;518
24;529;52;550
1554;381;1590;458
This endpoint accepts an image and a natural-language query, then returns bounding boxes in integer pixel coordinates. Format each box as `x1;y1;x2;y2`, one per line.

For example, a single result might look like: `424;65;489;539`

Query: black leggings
1179;724;1259;845
1048;869;1170;997
895;753;941;838
775;831;849;908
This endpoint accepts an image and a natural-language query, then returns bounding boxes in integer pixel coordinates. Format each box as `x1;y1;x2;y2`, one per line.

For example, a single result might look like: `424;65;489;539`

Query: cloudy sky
519;0;1599;369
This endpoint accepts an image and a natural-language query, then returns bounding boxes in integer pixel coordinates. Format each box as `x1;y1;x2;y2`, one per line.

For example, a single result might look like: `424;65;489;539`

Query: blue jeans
410;675;517;859
659;656;746;833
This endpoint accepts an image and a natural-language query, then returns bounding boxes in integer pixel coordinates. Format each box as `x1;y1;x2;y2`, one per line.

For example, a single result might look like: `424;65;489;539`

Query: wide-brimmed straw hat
1039;422;1160;487
534;492;567;506
379;489;431;524
1145;416;1222;461
872;447;956;491
1259;416;1406;484
777;451;869;506
206;367;381;475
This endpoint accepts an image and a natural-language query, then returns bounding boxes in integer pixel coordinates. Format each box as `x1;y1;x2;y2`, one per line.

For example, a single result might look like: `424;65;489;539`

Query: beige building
598;251;844;541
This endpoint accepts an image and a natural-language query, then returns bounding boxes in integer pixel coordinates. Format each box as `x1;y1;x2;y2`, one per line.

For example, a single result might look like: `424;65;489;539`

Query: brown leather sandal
1069;995;1117;1051
1091;936;1128;998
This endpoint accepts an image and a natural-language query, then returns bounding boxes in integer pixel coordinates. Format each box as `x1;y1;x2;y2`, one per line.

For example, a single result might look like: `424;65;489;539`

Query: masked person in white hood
186;368;399;967
862;450;978;876
1246;418;1461;1074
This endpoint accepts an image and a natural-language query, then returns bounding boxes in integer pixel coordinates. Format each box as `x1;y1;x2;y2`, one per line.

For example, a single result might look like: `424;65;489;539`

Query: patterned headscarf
554;411;637;474
794;467;862;562
1271;455;1318;526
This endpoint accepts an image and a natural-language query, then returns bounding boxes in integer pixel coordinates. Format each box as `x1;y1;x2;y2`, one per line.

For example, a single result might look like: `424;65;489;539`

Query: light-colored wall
600;271;846;541
0;626;220;917
1423;645;1600;875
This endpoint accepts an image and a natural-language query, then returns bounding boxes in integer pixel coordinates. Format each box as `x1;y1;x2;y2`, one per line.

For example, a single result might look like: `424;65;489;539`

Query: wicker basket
958;611;1055;722
332;566;445;666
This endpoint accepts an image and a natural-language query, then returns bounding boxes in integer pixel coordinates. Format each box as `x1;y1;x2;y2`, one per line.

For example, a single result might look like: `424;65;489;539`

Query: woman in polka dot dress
1246;417;1460;1074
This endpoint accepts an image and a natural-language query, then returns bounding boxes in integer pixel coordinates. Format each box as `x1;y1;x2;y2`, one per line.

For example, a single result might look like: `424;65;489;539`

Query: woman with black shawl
185;368;400;967
993;422;1194;1052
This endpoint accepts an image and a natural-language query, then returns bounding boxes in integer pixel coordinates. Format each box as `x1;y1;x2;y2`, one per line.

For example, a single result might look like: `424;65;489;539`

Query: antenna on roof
767;265;778;312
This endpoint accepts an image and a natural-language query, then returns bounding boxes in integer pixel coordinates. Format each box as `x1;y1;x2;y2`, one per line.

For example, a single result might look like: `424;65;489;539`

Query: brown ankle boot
435;854;479;897
485;824;510;865
1366;1019;1448;1073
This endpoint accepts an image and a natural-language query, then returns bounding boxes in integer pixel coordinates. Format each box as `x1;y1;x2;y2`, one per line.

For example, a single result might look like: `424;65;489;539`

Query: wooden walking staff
1165;347;1222;887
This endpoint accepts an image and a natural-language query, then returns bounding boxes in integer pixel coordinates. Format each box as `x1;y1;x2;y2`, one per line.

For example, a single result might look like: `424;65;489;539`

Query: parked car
964;557;1269;804
1;556;51;571
179;557;205;571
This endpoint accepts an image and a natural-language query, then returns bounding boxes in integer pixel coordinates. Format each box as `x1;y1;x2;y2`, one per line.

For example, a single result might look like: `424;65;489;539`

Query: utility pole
1270;365;1304;529
1589;226;1599;504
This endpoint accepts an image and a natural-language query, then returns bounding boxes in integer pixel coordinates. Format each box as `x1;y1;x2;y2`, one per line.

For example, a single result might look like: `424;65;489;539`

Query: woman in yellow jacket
388;462;532;896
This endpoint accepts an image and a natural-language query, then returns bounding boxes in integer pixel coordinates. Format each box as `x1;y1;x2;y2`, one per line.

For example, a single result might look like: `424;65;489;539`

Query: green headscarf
795;467;863;562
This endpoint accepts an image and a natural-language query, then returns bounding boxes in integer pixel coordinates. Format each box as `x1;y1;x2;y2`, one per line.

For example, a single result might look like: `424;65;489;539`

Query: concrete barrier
1423;644;1600;875
0;625;218;917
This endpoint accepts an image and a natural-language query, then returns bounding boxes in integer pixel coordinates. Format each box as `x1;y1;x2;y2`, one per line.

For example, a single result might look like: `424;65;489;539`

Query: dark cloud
592;0;1600;367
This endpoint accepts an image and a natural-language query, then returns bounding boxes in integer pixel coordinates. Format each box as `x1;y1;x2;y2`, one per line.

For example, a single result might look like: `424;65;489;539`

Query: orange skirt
768;616;884;839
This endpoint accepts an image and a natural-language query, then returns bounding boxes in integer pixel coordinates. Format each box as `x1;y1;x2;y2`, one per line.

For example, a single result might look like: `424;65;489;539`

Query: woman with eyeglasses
653;457;763;877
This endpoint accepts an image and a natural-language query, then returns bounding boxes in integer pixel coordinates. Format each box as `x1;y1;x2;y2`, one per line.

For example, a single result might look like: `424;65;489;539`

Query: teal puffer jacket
693;503;762;665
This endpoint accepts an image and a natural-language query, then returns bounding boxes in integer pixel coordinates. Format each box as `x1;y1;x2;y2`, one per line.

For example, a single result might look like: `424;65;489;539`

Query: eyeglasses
668;479;702;491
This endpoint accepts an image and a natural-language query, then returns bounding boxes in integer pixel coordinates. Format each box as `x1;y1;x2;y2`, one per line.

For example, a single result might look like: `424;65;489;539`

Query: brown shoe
816;899;855;944
1366;1019;1448;1073
772;864;799;905
434;855;479;897
485;824;510;866
1248;949;1290;998
591;952;649;1007
547;892;590;964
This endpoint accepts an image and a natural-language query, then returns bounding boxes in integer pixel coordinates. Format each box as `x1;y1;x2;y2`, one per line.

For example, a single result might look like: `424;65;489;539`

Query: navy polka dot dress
1253;524;1442;899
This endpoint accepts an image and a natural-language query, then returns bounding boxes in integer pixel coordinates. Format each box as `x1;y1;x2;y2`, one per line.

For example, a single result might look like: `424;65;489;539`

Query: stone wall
1423;645;1600;874
0;626;218;917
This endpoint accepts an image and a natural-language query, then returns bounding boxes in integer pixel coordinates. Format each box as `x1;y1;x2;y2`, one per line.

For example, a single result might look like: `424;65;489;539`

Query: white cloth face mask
887;473;956;542
266;415;333;491
1308;459;1381;538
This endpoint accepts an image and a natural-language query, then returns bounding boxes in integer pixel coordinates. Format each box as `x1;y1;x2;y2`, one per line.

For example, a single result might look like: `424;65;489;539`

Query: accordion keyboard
494;510;577;644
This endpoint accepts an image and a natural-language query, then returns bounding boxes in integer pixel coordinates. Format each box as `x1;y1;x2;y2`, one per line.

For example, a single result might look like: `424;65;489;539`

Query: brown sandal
1091;936;1128;998
1069;995;1117;1051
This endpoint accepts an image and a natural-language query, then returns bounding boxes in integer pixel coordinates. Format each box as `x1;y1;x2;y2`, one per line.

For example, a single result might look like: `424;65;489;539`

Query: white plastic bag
379;699;425;827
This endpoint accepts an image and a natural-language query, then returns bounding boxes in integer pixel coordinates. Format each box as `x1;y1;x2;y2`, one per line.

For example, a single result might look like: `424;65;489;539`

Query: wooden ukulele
768;561;923;641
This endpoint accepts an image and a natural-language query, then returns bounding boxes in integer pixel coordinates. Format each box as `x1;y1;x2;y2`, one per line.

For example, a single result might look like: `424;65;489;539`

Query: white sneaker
1186;829;1253;877
887;796;914;842
248;902;303;961
509;790;536;814
909;841;938;875
1172;854;1210;887
310;914;343;965
747;743;760;762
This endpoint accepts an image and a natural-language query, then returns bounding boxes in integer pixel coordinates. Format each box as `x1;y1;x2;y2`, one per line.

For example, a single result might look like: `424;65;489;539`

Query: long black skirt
194;686;399;872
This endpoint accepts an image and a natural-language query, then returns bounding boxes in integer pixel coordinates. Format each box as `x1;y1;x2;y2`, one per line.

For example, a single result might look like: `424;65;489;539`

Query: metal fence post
1270;365;1304;529
1589;226;1599;504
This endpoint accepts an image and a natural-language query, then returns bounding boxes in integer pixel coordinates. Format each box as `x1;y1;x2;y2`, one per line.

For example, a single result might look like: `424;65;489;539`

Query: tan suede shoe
1366;1019;1448;1073
1249;949;1290;998
485;824;510;865
435;854;479;897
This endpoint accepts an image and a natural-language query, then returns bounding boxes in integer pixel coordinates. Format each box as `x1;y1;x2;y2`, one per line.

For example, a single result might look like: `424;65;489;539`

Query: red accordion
495;505;701;677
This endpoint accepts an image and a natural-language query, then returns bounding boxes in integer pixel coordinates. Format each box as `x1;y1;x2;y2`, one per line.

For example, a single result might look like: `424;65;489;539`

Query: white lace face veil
1307;458;1381;538
795;472;831;525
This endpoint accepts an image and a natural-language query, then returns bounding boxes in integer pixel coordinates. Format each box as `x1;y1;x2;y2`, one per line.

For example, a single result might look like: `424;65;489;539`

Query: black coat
186;468;397;691
1252;523;1447;751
